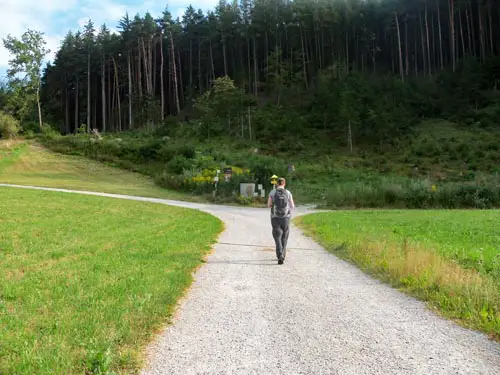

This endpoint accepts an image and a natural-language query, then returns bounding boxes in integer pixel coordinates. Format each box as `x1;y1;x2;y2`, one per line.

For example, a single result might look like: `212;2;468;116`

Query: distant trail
1;183;499;375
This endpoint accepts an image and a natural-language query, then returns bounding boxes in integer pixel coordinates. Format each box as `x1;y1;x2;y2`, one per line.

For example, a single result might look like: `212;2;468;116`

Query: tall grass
295;211;500;340
324;176;500;209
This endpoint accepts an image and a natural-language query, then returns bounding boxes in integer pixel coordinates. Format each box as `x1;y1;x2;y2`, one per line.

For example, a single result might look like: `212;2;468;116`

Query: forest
1;0;496;140
2;0;500;208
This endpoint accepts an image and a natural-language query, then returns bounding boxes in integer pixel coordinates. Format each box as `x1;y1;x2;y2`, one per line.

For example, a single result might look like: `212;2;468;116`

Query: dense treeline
34;0;500;137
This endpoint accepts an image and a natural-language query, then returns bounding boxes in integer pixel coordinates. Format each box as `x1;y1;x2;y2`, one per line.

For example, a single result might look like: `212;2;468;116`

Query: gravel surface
2;184;499;375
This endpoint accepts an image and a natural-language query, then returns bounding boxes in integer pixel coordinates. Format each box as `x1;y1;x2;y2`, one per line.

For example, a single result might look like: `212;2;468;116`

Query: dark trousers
271;217;290;260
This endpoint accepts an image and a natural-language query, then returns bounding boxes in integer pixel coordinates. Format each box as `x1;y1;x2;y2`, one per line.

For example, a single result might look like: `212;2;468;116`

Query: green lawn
295;210;500;340
0;187;223;374
0;141;198;201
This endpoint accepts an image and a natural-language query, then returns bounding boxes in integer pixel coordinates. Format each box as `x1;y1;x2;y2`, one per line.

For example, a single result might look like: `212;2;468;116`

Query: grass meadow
295;210;500;341
0;141;196;201
0;187;222;374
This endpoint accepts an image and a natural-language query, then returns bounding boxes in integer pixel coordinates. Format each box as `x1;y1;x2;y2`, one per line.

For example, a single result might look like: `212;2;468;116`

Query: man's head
277;177;286;187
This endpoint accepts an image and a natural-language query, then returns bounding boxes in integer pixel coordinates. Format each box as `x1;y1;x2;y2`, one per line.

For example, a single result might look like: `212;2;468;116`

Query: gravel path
2;184;499;375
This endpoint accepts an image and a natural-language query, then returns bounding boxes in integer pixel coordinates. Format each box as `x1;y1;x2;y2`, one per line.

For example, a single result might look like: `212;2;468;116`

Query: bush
0;111;21;139
166;155;194;174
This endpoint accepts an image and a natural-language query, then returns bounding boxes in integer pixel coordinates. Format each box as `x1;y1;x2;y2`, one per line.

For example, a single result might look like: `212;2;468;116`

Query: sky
0;0;219;78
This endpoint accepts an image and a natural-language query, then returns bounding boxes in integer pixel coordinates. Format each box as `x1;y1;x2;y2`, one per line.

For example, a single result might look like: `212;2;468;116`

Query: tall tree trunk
107;61;111;128
160;32;164;121
479;4;486;61
112;57;121;132
169;31;181;115
101;59;106;132
127;52;133;129
75;77;79;131
198;39;202;94
87;52;91;132
438;0;444;69
153;40;157;96
189;39;193;100
425;2;432;75
137;42;143;99
488;0;494;54
65;73;69;133
394;12;404;82
209;39;215;81
459;6;466;57
177;51;184;109
222;35;228;76
247;34;252;93
36;86;43;130
449;0;456;71
253;37;258;96
420;8;427;75
300;25;308;89
405;15;409;76
466;5;473;54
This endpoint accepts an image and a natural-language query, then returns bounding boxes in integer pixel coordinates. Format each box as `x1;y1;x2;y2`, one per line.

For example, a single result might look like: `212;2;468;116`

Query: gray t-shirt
269;188;293;218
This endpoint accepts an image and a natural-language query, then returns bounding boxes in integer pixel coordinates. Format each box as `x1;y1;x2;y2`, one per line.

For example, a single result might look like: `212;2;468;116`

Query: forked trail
2;184;499;375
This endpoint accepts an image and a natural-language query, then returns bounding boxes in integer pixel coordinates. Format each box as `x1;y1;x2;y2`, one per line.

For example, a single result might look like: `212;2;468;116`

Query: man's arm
289;192;295;210
267;195;273;208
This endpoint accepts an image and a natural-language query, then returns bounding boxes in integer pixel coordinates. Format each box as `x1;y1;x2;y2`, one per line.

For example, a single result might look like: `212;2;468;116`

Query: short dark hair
277;177;286;185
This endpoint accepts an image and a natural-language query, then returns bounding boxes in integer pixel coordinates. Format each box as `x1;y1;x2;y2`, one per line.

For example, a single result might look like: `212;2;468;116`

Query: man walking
268;177;295;265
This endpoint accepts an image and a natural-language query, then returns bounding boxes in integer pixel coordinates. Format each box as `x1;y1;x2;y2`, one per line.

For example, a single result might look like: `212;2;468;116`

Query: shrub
0;111;21;139
166;155;194;174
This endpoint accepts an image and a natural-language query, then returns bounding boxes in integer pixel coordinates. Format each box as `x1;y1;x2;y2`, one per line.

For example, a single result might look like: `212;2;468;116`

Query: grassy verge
0;140;27;174
0;187;223;374
0;141;202;201
295;210;500;341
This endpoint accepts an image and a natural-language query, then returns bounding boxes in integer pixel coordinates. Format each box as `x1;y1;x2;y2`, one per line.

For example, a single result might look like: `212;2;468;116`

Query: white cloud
0;0;219;72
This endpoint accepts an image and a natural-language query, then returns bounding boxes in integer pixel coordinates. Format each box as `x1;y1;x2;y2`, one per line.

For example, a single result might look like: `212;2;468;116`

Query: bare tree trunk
137;42;143;99
348;120;353;153
112;57;121;132
101;59;106;132
189;39;193;100
170;31;181;115
449;0;456;71
466;5;473;54
459;6;466;57
222;36;228;76
209;39;215;81
87;52;91;132
405;15;409;76
160;32;164;121
253;37;258;96
248;106;252;140
425;2;432;75
177;51;184;109
198;39;202;94
300;25;309;89
488;0;494;54
127;52;133;129
438;0;444;69
75;77;79;131
37;86;43;130
395;12;404;82
479;4;486;61
419;8;427;75
65;73;69;133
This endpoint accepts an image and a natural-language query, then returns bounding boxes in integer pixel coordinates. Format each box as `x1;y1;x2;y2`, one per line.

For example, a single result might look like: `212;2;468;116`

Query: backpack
273;188;289;218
